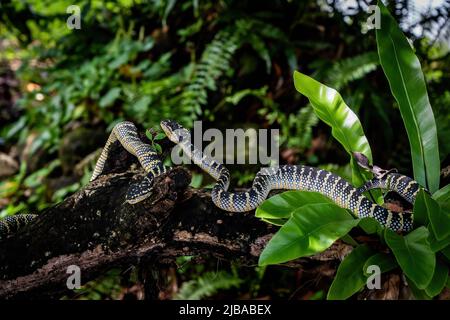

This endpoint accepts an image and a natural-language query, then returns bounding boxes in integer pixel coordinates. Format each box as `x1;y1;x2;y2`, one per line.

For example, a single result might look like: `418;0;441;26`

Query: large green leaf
376;1;440;193
385;227;435;289
327;245;374;300
293;71;373;187
425;259;448;297
255;191;333;220
258;203;358;266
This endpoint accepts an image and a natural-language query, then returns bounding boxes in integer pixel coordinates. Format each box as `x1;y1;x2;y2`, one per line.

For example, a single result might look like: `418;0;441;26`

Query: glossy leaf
425;259;448;297
376;1;440;193
327;245;374;300
293;71;373;187
258;203;358;266
385;227;435;289
255;191;333;220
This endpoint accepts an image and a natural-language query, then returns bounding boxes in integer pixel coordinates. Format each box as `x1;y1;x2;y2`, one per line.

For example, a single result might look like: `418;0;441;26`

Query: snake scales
0;120;422;240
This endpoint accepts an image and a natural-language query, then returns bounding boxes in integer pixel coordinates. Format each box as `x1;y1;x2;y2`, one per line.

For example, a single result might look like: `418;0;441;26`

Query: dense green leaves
327;245;374;300
258;203;358;266
376;1;440;193
293;71;373;187
385;227;435;289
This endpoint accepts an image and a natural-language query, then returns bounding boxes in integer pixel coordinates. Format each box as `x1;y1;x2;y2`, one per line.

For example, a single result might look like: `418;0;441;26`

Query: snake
0;120;423;240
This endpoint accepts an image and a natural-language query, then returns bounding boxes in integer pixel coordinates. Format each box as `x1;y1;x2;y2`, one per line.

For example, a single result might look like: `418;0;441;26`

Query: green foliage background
0;0;449;299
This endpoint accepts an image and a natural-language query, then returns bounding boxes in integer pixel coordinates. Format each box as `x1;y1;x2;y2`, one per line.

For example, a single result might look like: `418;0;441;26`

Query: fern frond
293;105;319;149
180;17;289;117
181;27;242;117
174;271;242;300
325;52;379;89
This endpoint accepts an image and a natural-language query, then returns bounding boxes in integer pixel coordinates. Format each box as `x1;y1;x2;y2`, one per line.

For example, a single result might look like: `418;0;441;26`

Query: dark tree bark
0;141;352;300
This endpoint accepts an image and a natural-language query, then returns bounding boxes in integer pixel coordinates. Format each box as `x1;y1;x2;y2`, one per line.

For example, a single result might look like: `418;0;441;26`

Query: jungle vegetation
0;0;449;300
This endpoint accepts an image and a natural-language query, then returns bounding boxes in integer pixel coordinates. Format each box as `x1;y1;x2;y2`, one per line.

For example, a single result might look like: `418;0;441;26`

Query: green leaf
99;87;121;108
293;71;373;188
358;217;384;236
341;234;358;246
407;277;432;300
428;232;450;252
425;259;448;297
153;143;162;154
427;201;450;241
258;203;358;266
255;191;333;220
433;184;450;202
433;184;450;214
413;189;430;227
376;1;440;193
261;218;287;226
441;246;450;261
385;227;435;289
154;133;166;141
327;245;374;300
363;253;398;276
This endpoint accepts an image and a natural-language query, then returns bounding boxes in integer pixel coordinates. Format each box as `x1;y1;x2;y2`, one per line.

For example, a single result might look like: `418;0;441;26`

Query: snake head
160;119;190;144
126;176;154;204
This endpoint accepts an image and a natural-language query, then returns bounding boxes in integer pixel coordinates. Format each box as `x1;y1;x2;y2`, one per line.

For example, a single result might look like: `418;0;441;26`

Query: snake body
0;214;36;241
0;120;422;240
90;121;168;204
160;120;417;232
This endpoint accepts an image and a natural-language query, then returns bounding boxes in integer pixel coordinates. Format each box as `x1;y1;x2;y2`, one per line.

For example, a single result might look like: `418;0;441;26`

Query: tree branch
0;142;351;299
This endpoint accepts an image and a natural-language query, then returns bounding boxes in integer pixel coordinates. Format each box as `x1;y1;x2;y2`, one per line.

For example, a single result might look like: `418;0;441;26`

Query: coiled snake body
0;120;421;240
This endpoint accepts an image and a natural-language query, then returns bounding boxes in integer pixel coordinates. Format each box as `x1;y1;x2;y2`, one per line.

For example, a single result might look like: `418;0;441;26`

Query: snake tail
0;214;37;241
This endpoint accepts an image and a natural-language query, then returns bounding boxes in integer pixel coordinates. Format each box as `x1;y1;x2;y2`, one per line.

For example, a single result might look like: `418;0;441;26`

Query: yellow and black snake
0;120;423;240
